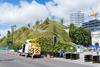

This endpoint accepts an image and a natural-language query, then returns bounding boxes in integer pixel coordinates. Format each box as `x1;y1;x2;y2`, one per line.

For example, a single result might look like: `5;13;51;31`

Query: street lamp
11;25;16;46
53;33;56;46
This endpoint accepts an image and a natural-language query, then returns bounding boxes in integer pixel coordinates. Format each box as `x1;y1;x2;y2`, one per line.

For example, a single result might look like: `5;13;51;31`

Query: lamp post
11;25;16;46
53;33;56;46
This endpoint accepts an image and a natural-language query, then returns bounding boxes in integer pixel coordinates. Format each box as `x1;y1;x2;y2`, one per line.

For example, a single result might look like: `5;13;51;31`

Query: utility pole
11;25;16;46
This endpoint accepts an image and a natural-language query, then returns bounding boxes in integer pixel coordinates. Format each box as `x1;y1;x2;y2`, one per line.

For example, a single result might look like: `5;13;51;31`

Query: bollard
84;54;92;62
92;55;100;63
65;53;71;59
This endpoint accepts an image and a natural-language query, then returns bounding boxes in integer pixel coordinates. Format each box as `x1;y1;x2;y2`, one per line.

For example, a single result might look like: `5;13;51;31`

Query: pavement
0;50;94;67
52;52;100;67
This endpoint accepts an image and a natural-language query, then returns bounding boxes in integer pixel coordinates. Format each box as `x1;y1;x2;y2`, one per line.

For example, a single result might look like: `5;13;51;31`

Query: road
0;50;93;67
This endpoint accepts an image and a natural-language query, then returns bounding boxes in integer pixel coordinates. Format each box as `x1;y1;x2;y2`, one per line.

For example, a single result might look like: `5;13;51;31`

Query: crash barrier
92;55;100;63
65;53;80;60
84;54;92;62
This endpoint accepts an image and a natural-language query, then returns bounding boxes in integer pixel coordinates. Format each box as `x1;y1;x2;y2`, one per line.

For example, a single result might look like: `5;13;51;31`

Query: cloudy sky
0;0;100;38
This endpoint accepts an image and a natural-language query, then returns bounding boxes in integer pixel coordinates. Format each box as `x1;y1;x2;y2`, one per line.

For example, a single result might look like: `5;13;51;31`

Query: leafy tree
69;24;77;42
75;27;91;47
27;24;31;28
69;24;91;47
35;20;40;25
0;36;7;47
44;17;49;24
7;30;12;46
60;18;64;25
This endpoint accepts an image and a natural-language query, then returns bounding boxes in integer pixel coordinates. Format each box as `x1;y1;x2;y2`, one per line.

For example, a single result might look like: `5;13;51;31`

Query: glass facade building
70;11;84;26
82;19;100;31
82;19;100;45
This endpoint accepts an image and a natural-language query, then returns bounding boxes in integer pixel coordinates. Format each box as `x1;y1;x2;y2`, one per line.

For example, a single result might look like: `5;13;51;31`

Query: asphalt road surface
0;50;93;67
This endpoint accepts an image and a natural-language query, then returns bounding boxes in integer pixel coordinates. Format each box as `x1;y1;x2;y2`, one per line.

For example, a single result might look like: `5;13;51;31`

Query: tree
7;30;12;45
27;24;31;28
44;17;49;24
69;24;77;42
75;27;91;47
35;20;40;25
69;24;91;47
60;18;64;25
7;30;11;38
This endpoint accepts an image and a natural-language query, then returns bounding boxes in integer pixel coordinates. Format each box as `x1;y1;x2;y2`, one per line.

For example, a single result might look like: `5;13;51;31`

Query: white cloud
0;0;99;24
0;1;49;24
46;0;98;22
0;0;100;38
0;29;10;39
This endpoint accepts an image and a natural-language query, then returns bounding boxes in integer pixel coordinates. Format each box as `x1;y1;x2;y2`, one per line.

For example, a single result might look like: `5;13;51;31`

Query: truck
19;38;41;58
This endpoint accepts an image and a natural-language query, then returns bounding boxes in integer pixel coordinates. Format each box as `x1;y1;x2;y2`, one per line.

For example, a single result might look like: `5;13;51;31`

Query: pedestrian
96;48;99;55
59;49;64;57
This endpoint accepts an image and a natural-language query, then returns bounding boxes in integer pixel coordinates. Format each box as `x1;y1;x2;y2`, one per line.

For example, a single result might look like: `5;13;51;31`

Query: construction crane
89;0;100;19
90;8;98;19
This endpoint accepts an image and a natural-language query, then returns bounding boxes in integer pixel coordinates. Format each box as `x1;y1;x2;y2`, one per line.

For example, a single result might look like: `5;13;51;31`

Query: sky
0;0;100;38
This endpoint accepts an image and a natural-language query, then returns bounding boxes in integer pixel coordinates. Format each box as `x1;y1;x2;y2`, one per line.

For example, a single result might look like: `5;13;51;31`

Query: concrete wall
91;31;100;45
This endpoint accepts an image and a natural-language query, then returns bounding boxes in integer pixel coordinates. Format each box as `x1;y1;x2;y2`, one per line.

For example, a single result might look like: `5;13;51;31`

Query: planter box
54;52;60;57
84;55;92;62
93;55;100;63
65;53;71;59
71;53;80;60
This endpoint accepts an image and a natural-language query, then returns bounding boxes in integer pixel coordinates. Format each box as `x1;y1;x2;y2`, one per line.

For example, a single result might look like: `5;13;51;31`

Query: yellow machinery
28;38;41;58
19;38;41;58
89;0;99;19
